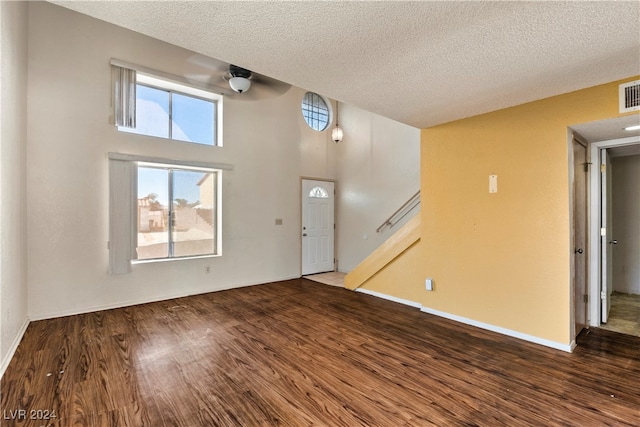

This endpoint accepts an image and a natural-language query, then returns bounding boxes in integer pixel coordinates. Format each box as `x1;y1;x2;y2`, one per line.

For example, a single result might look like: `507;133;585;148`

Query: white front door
301;179;335;275
601;149;613;323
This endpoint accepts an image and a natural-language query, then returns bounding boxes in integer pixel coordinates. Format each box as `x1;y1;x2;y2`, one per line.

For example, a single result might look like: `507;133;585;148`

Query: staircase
345;214;421;291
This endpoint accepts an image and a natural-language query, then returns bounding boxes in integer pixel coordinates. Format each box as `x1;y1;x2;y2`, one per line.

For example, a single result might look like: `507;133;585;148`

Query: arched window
309;186;329;198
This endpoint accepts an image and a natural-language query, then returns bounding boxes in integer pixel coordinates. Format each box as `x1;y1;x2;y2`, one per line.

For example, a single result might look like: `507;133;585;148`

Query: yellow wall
359;240;424;304
345;215;420;291
347;215;423;304
421;77;639;345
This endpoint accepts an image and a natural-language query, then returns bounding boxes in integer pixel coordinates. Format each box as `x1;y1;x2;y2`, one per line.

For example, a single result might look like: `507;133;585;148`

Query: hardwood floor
2;279;639;426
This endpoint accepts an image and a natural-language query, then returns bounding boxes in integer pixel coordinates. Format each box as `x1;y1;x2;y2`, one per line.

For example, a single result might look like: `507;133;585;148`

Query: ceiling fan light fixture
229;76;251;93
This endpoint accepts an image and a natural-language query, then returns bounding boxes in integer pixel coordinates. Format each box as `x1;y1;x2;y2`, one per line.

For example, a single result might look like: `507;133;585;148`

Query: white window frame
111;59;225;147
134;162;223;263
108;153;232;273
301;92;332;132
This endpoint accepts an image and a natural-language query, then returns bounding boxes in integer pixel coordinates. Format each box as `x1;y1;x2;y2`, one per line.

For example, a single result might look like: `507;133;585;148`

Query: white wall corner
0;319;29;379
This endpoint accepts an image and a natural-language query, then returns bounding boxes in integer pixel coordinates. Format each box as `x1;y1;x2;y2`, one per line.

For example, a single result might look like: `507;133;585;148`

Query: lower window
136;163;220;260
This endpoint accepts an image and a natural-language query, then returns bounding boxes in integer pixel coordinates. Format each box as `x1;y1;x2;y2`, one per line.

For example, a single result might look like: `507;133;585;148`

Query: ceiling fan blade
183;54;229;87
184;54;291;100
185;54;228;72
182;73;233;95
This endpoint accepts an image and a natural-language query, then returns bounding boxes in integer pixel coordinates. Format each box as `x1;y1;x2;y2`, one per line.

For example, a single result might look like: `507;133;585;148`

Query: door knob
302;233;307;237
609;240;618;245
575;248;583;254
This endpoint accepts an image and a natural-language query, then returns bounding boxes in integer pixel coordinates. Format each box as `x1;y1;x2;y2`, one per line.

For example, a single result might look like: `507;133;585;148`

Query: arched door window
309;186;329;198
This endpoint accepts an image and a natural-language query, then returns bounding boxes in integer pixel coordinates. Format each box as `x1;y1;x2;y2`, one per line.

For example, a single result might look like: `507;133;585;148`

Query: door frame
588;136;640;327
569;135;588;340
300;177;337;276
600;149;613;323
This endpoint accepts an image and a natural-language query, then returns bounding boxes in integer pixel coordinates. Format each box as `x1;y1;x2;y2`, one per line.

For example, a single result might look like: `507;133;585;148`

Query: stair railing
376;190;420;233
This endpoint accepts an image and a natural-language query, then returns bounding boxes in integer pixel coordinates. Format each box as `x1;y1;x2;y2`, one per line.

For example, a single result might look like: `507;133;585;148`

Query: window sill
131;254;220;265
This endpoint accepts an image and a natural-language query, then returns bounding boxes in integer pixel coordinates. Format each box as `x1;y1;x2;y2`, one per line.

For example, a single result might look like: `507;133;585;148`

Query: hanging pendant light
332;100;343;143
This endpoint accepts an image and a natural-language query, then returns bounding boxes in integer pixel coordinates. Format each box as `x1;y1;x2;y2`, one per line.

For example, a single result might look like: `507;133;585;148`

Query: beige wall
359;240;424;304
0;1;29;375
335;104;420;272
611;154;640;294
421;78;638;347
26;2;338;319
24;2;413;320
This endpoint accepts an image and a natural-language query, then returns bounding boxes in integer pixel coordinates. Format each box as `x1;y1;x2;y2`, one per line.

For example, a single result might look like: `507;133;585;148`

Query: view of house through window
137;164;219;260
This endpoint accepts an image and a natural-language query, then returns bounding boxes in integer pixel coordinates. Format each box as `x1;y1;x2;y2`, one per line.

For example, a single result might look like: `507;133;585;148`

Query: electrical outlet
205;266;211;274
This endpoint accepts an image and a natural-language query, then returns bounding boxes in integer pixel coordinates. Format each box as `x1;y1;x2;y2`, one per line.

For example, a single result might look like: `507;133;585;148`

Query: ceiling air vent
619;80;640;113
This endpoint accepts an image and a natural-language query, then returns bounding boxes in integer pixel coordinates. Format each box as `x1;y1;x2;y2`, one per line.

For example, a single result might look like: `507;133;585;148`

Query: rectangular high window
113;62;223;146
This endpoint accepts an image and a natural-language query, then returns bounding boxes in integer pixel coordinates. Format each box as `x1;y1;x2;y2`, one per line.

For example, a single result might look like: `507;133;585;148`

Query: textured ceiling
52;1;640;129
572;114;640;144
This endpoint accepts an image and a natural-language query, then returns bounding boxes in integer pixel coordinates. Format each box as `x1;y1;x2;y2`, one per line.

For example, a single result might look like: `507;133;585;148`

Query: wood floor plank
2;278;639;426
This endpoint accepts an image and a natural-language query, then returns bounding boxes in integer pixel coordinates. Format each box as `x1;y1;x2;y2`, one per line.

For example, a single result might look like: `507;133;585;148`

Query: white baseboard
1;319;29;379
353;287;573;353
420;306;573;353
29;275;301;321
355;288;421;309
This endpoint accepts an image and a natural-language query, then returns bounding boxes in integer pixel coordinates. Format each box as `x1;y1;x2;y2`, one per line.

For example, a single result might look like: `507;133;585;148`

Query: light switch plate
489;175;498;193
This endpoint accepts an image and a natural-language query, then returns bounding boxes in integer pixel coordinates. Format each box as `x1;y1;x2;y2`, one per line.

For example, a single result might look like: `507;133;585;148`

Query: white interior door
601;149;613;323
301;179;335;275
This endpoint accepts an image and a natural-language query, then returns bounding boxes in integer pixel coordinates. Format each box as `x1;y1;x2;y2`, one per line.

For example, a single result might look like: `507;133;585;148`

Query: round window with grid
301;92;331;131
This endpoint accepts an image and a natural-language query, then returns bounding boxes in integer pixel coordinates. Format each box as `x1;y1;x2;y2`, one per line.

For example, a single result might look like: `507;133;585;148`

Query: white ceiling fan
224;64;252;93
183;54;291;101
